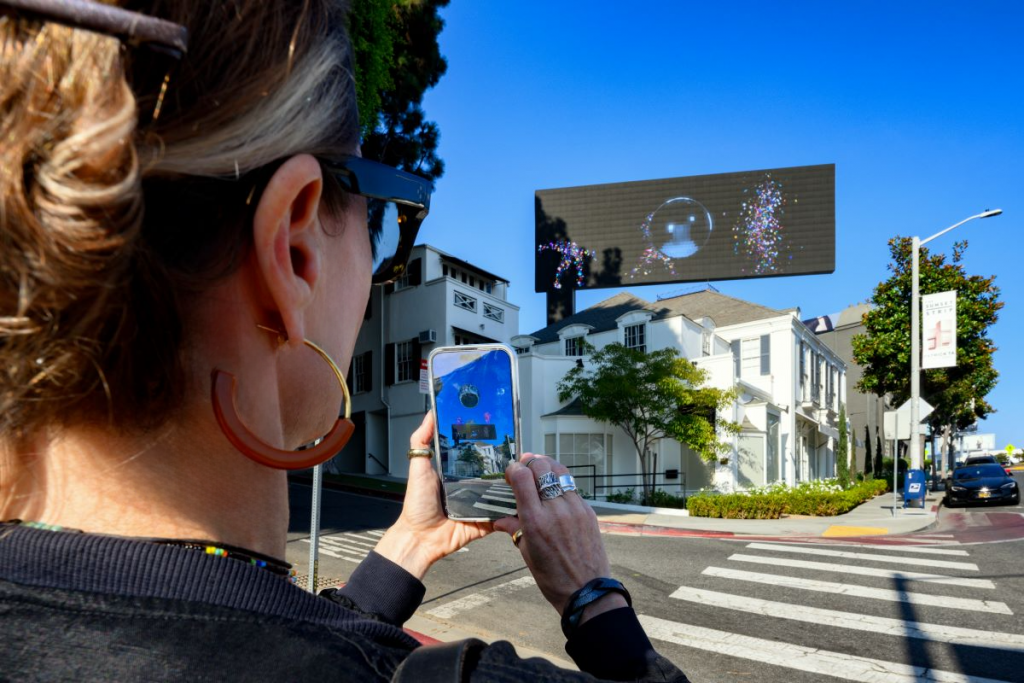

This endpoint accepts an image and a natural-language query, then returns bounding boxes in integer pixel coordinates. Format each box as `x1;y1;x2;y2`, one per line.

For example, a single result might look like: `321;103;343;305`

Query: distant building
805;304;888;473
328;245;520;478
513;289;847;498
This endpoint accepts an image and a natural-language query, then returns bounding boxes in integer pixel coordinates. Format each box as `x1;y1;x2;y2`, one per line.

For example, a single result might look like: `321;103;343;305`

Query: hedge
687;478;889;519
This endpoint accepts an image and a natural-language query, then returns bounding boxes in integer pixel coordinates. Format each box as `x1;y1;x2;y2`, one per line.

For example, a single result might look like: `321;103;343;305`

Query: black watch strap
560;577;632;639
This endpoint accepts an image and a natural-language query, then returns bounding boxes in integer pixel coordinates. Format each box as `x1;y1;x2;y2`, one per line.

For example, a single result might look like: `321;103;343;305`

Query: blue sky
415;1;1023;448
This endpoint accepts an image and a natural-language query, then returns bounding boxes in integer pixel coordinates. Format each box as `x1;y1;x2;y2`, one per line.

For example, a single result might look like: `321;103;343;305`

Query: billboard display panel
535;164;835;292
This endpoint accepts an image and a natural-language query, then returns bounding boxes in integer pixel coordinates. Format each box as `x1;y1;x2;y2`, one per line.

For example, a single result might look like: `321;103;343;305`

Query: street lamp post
909;209;1002;471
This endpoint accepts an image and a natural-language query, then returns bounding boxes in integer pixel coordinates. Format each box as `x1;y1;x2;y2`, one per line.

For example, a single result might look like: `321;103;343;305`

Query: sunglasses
322;156;432;285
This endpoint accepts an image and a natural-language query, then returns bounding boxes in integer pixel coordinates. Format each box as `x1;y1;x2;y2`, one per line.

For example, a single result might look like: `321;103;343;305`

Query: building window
484;282;493;294
565;336;585;357
461;272;467;284
514;346;528;355
393;270;412;291
546;433;612;498
702;330;712;357
454;291;477;312
740;338;762;377
483;303;504;323
396;341;416;383
442;264;449;277
623;323;646;353
352;352;371;394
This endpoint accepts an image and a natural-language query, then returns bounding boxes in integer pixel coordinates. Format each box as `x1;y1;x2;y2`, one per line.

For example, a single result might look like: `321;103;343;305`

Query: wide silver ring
539;483;564;500
558;474;578;493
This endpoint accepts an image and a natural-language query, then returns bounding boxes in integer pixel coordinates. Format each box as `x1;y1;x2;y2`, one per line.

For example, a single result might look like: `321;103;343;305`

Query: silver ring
536;472;558;489
539;483;564;500
558;474;577;493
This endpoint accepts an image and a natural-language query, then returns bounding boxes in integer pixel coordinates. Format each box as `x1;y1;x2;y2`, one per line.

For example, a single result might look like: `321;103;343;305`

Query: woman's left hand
373;413;494;580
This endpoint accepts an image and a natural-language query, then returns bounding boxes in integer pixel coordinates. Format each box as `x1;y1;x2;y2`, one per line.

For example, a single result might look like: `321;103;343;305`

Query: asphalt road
287;482;1024;682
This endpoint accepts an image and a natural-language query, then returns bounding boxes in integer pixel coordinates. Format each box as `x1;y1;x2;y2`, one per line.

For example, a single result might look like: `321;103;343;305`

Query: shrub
605;488;637;504
687;478;888;519
643;489;687;509
481;472;506;480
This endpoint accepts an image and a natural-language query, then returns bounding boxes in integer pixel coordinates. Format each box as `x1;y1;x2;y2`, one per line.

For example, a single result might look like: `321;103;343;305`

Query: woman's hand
493;455;627;626
374;413;493;580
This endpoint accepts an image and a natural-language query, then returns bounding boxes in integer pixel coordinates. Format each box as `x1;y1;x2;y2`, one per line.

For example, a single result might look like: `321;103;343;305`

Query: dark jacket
0;524;687;681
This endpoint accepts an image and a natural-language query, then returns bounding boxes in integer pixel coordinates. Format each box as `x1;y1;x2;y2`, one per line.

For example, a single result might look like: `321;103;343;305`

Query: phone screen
429;345;519;520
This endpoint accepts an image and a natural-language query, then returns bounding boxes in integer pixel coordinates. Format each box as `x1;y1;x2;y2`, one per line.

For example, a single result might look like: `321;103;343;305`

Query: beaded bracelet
560;577;632;639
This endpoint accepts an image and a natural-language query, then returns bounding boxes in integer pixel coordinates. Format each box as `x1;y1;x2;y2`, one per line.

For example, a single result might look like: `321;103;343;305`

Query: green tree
853;238;1001;442
863;425;873;479
350;0;449;180
557;342;739;505
836;404;850;489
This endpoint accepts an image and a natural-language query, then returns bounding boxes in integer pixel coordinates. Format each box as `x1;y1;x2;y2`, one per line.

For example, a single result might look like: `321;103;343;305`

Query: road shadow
287;482;400;537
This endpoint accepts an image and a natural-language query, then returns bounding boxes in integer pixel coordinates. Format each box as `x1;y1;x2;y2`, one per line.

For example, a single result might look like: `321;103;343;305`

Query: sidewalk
291;472;940;539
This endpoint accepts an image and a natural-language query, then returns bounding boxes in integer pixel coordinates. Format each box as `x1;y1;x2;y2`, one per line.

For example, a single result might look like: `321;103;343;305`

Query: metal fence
565;465;688;502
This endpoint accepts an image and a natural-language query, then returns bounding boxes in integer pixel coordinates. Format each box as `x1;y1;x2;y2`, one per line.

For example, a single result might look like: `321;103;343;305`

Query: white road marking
329;534;378;550
701;566;1012;614
639;614;1014;683
746;542;978;570
426;576;536;619
310;545;363;563
364;529;385;537
482;493;517;503
811;543;969;556
473;501;517;514
670;586;1023;652
728;554;995;589
303;538;371;557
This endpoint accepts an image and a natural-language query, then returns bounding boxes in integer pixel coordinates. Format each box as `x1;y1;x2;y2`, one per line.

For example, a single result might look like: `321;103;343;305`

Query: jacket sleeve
324;551;425;626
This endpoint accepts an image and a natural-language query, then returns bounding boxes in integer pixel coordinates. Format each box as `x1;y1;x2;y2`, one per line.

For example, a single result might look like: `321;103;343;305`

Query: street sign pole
892;413;899;518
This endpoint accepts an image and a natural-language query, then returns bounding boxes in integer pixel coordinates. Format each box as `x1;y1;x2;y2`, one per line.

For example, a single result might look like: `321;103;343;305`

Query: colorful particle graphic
629;197;712;279
733;175;786;275
537;239;596;289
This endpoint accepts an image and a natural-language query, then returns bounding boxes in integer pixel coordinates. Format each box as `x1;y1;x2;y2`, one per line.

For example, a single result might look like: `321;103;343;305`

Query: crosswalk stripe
800;542;969;556
746;542;979;570
670;586;1023;652
364;529;385;537
701;566;1012;614
328;535;377;549
303;538;370;556
425;576;536;619
916;534;955;538
728;554;995;589
310;545;363;563
473;501;517;514
481;493;517;503
639;614;1014;683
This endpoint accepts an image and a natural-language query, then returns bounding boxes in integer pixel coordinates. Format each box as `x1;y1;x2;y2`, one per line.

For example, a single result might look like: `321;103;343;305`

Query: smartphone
427;344;521;521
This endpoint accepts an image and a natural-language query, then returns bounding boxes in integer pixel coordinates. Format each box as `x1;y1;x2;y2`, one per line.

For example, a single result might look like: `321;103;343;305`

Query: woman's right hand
494;455;627;625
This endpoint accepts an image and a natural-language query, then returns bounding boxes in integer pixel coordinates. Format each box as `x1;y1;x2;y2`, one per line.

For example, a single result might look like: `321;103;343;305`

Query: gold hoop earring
211;327;354;470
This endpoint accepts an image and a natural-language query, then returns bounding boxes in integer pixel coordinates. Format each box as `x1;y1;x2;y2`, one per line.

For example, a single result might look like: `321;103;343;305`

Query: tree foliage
349;0;449;181
556;342;739;504
836;404;850;489
852;237;1001;433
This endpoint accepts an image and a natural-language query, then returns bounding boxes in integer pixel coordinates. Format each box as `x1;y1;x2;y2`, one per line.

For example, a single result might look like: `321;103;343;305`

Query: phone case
427;343;522;521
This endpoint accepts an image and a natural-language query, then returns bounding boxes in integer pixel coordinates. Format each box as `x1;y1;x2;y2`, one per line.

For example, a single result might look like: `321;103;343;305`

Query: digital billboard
535;164;834;293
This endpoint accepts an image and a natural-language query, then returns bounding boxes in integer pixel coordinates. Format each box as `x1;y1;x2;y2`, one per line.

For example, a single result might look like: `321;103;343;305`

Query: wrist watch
560;577;632;638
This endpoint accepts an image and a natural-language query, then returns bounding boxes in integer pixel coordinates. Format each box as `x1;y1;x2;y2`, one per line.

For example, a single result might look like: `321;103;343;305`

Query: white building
511;289;847;498
328;244;520;478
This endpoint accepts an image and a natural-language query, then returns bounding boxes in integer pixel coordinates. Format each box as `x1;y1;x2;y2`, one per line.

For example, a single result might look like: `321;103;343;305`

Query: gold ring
511;529;524;547
407;448;434;459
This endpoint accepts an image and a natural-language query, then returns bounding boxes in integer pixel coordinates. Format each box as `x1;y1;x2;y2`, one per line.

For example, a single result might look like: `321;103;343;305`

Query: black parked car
945;464;1019;507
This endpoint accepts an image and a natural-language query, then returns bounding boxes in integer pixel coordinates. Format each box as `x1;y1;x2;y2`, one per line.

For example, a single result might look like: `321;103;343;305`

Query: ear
251;154;324;347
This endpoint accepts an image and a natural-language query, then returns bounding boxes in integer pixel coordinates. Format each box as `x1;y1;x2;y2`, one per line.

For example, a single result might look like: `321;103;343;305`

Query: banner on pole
922;291;956;369
419;359;429;394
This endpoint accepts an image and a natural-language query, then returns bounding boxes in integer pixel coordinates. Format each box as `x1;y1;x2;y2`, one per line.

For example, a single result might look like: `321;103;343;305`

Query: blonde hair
0;0;358;437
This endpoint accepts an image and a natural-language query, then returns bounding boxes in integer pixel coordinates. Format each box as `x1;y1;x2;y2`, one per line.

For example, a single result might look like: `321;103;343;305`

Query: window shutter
407;258;422;287
760;334;771;375
384;343;395;386
364;351;373;392
731;340;741;377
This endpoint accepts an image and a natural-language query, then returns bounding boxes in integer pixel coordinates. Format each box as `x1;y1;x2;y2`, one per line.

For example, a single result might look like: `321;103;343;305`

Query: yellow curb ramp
821;525;889;537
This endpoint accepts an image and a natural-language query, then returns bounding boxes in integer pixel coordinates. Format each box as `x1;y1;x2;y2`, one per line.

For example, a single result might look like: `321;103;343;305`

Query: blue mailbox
903;469;927;508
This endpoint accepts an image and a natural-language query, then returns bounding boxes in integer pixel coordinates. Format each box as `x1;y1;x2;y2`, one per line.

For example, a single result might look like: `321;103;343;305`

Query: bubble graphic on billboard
535;164;834;292
629;197;714;279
